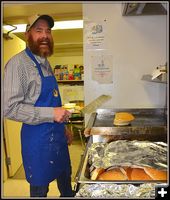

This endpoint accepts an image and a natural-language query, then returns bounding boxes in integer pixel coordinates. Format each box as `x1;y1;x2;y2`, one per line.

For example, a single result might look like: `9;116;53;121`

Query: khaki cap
26;14;54;32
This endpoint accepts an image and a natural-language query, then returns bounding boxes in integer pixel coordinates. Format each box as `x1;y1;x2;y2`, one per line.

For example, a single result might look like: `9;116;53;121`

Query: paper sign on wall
61;86;84;104
85;21;107;49
91;55;113;84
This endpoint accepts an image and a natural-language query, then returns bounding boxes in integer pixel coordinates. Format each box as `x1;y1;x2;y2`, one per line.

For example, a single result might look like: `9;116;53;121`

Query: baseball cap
26;14;54;32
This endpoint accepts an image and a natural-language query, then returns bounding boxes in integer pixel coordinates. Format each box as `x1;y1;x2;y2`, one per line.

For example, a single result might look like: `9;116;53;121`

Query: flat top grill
85;109;167;141
94;113;166;127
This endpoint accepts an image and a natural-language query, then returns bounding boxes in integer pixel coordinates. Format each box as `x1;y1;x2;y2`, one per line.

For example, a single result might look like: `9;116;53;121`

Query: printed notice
60;86;84;104
85;21;107;49
91;55;113;84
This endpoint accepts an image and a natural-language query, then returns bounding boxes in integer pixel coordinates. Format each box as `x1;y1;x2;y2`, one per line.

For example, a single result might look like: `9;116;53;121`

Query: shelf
57;80;84;85
141;74;167;84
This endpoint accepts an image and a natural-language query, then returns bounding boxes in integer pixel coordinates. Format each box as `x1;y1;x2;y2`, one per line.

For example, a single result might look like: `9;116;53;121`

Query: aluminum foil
76;183;156;198
88;140;167;170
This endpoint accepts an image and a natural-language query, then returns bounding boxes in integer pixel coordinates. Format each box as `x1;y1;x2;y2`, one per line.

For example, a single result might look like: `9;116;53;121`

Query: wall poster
60;86;84;104
91;54;113;84
84;20;107;50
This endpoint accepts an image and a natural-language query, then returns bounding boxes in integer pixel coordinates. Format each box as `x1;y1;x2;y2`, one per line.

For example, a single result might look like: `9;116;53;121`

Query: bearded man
3;14;74;197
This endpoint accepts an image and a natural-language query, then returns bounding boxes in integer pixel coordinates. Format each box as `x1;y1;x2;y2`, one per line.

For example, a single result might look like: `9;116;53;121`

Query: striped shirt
3;49;55;125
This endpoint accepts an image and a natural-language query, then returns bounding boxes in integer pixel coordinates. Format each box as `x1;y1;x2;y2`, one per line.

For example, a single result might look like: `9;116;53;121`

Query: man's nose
41;30;49;38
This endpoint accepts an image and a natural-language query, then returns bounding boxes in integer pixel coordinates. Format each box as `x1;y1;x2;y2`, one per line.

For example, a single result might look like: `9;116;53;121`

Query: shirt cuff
38;107;54;123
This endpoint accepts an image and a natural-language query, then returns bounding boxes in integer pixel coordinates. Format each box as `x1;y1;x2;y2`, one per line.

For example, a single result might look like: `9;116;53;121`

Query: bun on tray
144;167;167;180
91;166;167;181
113;112;135;126
97;168;128;180
128;167;153;180
91;168;105;180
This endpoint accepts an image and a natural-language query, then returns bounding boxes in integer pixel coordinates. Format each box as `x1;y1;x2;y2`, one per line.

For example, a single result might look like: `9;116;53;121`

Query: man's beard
27;35;54;57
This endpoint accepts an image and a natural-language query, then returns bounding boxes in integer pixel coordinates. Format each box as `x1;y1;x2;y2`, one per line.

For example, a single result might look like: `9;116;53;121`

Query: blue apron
21;48;71;186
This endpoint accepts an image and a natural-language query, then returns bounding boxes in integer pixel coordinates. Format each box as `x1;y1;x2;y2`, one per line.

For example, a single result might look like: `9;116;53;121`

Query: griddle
86;108;167;142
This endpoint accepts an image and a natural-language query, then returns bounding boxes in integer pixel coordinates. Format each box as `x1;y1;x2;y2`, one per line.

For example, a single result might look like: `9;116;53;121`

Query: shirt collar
34;54;47;65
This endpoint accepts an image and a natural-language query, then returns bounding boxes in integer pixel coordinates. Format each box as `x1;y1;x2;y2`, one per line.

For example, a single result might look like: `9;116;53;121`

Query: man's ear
25;31;29;40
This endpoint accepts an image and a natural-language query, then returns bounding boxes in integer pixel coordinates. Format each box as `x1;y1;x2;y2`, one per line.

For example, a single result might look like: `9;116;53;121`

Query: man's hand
53;107;71;123
65;126;73;145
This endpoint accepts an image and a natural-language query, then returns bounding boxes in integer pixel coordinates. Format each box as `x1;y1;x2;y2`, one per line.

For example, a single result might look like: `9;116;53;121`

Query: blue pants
30;171;74;197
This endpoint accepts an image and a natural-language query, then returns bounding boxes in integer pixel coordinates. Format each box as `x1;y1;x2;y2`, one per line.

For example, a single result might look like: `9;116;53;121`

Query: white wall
83;3;167;111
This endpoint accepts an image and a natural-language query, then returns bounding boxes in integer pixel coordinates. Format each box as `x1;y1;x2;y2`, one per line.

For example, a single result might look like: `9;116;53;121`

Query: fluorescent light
3;20;83;33
53;20;83;30
3;24;27;33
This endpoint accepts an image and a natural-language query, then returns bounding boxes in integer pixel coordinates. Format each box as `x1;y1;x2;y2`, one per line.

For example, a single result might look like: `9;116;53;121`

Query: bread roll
91;168;105;180
92;166;167;181
129;168;153;180
144;167;167;181
97;168;128;180
123;167;133;180
113;112;135;126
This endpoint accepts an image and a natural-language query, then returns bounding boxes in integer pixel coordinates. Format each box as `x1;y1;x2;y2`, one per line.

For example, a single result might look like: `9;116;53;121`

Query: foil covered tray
75;138;167;184
88;140;167;170
76;183;156;198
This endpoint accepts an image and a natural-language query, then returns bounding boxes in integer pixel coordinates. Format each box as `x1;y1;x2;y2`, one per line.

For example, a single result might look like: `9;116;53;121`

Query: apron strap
25;47;44;78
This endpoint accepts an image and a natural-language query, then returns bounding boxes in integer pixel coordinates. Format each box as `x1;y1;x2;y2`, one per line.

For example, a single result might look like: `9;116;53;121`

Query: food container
76;138;167;184
63;103;76;113
75;182;157;198
74;108;167;198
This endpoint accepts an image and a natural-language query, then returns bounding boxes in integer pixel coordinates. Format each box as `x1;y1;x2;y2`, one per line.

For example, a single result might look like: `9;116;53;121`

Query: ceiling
2;2;83;56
